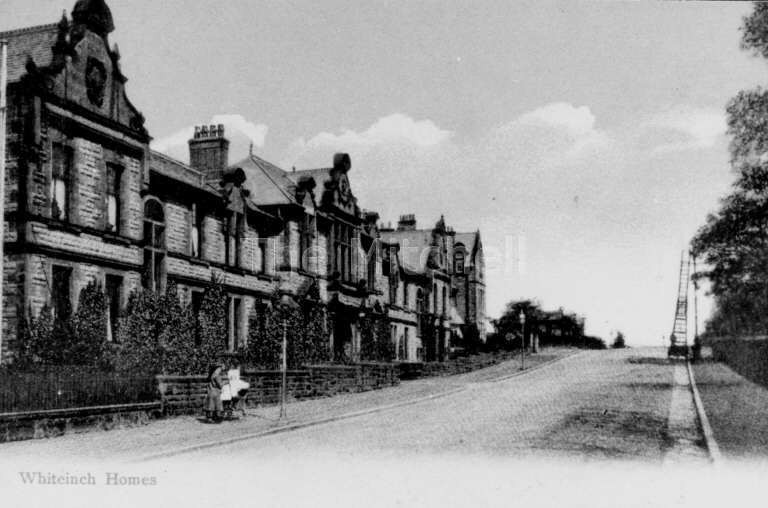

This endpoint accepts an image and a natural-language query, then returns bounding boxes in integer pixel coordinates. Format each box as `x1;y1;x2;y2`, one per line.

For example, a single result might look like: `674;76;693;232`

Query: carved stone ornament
86;57;107;107
338;174;351;205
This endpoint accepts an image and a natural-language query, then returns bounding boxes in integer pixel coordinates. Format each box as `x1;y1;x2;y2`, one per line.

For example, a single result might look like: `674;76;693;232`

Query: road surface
172;347;705;462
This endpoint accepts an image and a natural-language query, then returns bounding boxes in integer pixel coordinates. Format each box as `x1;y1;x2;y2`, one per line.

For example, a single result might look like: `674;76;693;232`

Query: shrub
112;283;197;376
243;292;332;369
14;282;111;369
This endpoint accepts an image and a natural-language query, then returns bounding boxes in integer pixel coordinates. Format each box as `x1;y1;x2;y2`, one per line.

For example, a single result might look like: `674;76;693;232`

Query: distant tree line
487;300;607;351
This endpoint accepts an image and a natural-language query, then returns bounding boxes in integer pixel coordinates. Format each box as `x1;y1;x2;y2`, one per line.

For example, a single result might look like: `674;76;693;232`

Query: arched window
143;198;166;292
454;249;465;274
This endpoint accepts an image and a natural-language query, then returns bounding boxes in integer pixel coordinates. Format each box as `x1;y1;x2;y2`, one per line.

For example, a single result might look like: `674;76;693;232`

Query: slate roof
0;24;59;83
150;150;208;191
231;154;299;207
380;229;433;273
286;168;332;187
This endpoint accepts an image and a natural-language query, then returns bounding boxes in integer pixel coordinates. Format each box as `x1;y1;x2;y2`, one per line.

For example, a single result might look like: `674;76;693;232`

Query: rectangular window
365;237;376;291
235;214;243;268
105;274;123;342
51;143;72;221
389;273;398;306
403;328;410;361
51;265;72;320
403;282;409;308
257;240;267;274
106;163;122;233
225;213;241;267
333;223;353;282
299;215;314;272
442;287;447;316
191;205;204;258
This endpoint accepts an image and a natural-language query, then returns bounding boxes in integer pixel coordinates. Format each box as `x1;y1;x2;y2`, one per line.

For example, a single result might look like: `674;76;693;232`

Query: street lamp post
519;310;526;371
279;293;299;420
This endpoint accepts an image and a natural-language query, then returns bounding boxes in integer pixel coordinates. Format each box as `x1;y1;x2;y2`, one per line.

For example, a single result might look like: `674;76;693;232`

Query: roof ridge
0;23;59;39
247;154;298;204
149;150;200;172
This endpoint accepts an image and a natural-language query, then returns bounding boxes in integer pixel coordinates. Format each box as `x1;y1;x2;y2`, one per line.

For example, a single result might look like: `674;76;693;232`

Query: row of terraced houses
0;0;486;366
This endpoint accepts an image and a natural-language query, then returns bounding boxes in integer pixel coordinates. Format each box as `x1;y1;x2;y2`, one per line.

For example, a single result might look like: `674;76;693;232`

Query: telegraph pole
0;40;8;363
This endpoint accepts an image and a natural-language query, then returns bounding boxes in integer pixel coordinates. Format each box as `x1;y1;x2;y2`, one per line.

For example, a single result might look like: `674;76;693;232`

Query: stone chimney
397;214;417;231
189;124;229;180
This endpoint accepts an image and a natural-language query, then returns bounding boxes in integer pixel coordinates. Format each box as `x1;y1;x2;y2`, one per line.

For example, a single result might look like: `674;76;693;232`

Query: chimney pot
189;122;230;179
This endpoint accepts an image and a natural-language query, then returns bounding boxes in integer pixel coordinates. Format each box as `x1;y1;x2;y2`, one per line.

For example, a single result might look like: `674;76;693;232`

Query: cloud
643;106;726;155
152;114;268;163
517;102;598;138
283;113;453;168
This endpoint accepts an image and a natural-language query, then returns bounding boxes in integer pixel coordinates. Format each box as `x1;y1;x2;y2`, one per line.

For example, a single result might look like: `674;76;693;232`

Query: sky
3;0;767;345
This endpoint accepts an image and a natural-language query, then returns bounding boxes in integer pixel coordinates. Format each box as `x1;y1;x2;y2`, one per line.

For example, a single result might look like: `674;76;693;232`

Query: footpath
0;348;577;463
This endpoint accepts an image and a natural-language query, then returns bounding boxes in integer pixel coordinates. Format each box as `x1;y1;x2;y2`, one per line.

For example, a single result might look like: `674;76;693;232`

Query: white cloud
643;106;726;155
151;114;268;162
283;113;452;168
517;102;598;138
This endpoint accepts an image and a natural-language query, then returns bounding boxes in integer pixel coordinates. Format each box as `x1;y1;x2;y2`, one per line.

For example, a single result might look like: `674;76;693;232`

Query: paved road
175;347;702;463
3;348;742;508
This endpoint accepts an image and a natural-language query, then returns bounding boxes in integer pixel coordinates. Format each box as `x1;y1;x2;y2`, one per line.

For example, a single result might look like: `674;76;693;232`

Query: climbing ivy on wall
359;313;395;363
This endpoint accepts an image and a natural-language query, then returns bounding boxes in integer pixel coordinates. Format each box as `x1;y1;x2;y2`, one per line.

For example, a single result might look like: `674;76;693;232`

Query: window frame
51;265;73;321
143;198;166;292
50;142;73;222
105;162;123;234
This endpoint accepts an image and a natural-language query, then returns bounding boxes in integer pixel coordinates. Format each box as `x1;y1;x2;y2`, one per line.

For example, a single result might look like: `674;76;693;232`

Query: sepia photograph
1;1;768;506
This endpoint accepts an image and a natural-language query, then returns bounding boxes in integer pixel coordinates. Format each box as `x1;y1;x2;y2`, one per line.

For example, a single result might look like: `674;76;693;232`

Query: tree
194;275;229;372
692;3;768;336
493;300;541;350
14;282;111;368
113;283;198;376
612;332;626;349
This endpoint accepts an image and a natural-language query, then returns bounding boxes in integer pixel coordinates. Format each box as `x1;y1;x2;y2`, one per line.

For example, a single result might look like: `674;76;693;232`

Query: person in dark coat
205;363;225;422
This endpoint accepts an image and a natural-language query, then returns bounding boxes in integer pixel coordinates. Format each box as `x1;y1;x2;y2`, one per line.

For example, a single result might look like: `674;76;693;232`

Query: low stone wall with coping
156;363;400;414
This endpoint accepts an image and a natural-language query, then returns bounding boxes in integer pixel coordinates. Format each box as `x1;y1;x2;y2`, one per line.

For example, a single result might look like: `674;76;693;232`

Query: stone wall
0;403;162;444
157;363;400;414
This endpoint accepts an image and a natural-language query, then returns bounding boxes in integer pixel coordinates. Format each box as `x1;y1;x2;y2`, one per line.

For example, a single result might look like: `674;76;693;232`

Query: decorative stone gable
321;153;359;218
24;4;147;138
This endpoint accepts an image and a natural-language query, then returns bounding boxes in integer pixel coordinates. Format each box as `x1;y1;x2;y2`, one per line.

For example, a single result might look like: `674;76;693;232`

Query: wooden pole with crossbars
0;40;8;364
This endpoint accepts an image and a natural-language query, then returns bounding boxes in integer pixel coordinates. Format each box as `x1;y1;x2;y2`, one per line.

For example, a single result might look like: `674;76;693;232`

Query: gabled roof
380;229;433;273
454;232;477;249
0;24;59;83
232;154;299;207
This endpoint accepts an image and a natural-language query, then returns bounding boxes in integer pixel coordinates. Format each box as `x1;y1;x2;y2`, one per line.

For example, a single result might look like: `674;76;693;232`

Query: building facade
0;0;486;365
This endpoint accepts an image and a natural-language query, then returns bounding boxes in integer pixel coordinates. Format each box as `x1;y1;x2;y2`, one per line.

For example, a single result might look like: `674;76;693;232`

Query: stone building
0;0;486;365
